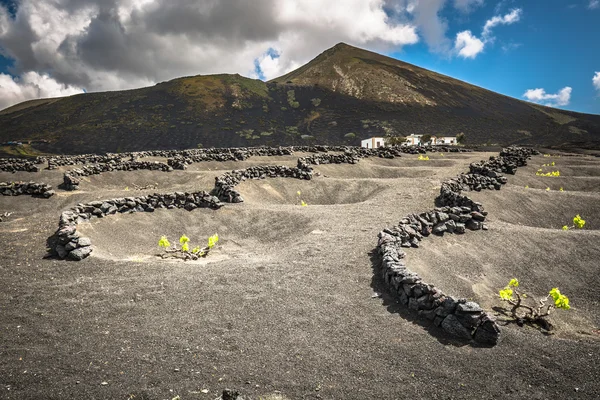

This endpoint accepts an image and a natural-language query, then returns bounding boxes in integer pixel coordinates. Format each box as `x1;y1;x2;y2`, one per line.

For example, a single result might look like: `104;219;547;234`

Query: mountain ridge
1;42;599;155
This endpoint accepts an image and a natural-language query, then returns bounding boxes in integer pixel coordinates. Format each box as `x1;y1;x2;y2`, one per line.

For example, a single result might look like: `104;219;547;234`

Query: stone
416;294;433;310
436;297;458;317
466;219;482;230
67;246;93;261
456;301;482;313
437;212;449;222
107;206;118;215
432;222;447;235
410;237;419;248
457;313;481;329
77;237;92;247
454;223;466;234
445;220;456;233
419;308;438;321
65;241;78;252
473;316;501;345
408;297;419;311
471;211;486;221
55;244;68;259
222;389;240;400
399;291;409;305
441;314;473;340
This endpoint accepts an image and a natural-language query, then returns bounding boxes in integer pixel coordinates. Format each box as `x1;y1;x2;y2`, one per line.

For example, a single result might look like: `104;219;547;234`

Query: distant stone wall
375;146;539;345
1;181;55;197
0;158;43;172
48;191;223;261
1;145;470;173
213;165;312;203
62;161;173;190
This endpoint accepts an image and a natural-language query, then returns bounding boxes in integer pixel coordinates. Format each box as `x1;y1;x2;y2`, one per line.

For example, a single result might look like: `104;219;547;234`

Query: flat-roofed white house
431;136;458;145
405;134;423;145
404;134;458;146
361;137;386;148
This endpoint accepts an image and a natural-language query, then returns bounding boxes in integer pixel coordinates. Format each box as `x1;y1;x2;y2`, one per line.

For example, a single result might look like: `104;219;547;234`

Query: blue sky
389;1;600;114
0;0;598;114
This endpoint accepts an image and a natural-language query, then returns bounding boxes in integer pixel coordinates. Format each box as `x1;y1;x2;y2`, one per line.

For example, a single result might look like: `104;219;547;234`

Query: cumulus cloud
523;87;572;107
454;7;522;59
0;0;430;109
454;30;484;58
405;0;452;54
0;0;526;108
454;0;484;13
593;71;600;92
0;71;84;109
589;1;599;10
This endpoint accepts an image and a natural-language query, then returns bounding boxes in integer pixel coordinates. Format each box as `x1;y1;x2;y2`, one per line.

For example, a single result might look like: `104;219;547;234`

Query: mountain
1;42;599;155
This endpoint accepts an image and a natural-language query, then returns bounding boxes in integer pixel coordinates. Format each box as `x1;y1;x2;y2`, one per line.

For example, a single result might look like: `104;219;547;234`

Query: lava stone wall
1;181;55;197
49;191;223;261
376;147;539;345
62;161;173;190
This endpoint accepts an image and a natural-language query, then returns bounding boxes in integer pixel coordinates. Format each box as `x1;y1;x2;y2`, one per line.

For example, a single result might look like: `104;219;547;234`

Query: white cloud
0;71;84;109
0;0;427;109
454;7;522;59
593;72;600;91
523;87;572;107
454;30;485;58
0;0;525;107
589;1;599;10
454;0;484;13
482;8;522;39
406;0;452;54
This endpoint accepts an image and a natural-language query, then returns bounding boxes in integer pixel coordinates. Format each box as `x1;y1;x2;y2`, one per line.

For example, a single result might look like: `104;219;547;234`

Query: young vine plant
498;278;570;331
562;214;586;231
158;233;220;261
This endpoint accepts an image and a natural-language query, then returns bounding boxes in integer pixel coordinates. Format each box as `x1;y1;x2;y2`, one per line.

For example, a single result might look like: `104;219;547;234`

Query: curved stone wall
62;161;173;190
376;146;539;345
48;191;223;260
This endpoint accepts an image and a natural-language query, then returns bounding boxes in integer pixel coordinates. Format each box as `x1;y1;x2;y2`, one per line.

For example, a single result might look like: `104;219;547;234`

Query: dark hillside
1;43;599;154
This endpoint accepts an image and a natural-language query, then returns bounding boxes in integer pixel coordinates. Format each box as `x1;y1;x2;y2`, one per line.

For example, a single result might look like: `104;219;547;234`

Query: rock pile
376;146;537;344
0;181;55;197
49;191;223;261
469;146;539;176
62;161;172;190
0;158;43;172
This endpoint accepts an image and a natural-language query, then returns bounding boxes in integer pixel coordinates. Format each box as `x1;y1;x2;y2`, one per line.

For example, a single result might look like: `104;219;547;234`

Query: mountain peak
270;42;439;105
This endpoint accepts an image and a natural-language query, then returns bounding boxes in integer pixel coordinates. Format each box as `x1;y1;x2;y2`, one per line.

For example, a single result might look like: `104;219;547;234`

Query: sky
0;0;598;114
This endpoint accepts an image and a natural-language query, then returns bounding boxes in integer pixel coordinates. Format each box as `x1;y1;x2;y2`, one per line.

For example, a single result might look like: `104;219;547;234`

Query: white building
404;134;458;146
432;136;458;145
361;137;386;148
405;134;423;145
